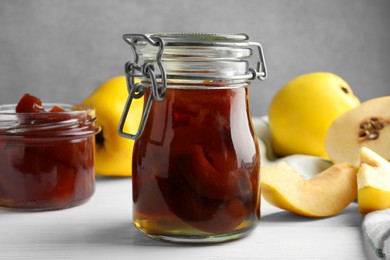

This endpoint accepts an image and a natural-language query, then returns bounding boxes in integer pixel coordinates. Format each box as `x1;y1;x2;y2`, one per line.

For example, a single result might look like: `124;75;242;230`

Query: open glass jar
119;33;267;243
0;104;100;211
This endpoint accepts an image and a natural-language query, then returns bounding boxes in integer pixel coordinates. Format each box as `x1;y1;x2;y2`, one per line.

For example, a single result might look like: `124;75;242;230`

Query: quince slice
360;146;390;170
261;162;357;217
358;147;390;215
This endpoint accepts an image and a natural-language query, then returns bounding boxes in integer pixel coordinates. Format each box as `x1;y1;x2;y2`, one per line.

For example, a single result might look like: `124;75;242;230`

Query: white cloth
362;209;390;259
252;116;388;259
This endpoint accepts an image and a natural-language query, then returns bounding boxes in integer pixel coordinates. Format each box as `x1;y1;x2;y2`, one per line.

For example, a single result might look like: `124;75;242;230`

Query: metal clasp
118;34;167;140
249;42;267;81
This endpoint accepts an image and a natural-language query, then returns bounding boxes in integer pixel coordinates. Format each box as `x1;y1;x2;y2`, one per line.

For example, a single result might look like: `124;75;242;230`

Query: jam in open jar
0;94;100;210
120;33;267;243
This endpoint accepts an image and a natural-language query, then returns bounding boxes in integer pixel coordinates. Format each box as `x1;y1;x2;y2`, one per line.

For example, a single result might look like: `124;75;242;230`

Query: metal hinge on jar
118;33;267;140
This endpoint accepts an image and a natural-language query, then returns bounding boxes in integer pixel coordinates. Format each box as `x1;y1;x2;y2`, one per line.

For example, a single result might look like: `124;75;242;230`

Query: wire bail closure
118;34;167;140
248;42;267;81
118;33;267;140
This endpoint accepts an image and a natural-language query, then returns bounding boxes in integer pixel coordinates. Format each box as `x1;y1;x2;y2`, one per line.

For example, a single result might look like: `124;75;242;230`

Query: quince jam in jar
133;87;260;241
120;33;267;243
0;94;100;210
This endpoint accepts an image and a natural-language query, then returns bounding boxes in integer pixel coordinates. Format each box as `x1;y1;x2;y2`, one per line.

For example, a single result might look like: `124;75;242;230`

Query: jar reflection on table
132;85;261;241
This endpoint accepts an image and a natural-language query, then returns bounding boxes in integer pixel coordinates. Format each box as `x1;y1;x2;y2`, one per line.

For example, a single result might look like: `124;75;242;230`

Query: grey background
0;0;389;116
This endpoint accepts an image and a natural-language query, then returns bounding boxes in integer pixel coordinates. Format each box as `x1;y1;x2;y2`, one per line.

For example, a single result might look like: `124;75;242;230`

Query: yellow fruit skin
269;72;360;158
358;187;390;215
82;76;143;177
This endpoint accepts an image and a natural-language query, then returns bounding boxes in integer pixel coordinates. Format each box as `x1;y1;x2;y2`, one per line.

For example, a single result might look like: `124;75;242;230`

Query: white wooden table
0;176;372;259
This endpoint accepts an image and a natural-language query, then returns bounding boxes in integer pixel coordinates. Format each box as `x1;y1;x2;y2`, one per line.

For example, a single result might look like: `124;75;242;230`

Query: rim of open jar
0;104;100;141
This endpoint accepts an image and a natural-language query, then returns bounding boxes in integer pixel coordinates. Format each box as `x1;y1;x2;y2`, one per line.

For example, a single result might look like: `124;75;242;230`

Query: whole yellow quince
268;72;360;158
82;76;143;177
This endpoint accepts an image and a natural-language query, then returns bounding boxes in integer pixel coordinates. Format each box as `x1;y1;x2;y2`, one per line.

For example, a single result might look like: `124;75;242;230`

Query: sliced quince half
325;96;390;165
261;162;357;217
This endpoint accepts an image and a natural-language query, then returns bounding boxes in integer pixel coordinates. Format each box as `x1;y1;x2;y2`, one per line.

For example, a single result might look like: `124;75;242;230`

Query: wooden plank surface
0;177;369;259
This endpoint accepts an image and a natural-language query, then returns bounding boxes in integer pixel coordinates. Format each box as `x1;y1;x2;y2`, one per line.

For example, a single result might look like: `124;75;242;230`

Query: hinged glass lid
119;33;268;140
123;33;267;81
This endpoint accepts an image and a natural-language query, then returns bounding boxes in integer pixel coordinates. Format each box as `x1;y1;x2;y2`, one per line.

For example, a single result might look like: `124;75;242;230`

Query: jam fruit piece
15;93;45;113
156;172;249;234
49;105;66;112
0;146;76;207
34;138;95;172
177;146;244;200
